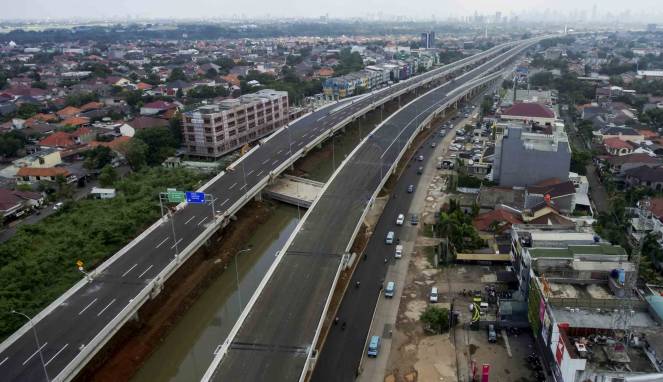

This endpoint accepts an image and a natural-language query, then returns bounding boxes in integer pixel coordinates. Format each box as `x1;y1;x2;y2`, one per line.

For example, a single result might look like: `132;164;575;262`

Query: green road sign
167;191;185;203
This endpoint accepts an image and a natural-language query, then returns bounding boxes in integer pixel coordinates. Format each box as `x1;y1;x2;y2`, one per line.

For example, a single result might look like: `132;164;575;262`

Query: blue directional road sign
185;191;206;204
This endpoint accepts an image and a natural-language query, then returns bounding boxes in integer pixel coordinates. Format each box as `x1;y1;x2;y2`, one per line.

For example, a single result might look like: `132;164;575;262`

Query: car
367;335;381;357
396;213;405;226
53;202;64;211
430;287;439;303
417;166;423;175
395;244;403;259
488;324;497;343
385;281;395;298
407;185;414;193
436;162;443;169
449;146;459;151
417;155;424;161
431;142;437;148
450;153;458;158
410;214;419;225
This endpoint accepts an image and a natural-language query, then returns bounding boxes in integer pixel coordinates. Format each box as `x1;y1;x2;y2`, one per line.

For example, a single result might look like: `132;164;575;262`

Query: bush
0;167;206;340
420;306;450;334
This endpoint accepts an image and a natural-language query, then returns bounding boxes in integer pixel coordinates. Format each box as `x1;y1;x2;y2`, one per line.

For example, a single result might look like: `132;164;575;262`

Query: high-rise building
182;89;289;159
420;31;435;49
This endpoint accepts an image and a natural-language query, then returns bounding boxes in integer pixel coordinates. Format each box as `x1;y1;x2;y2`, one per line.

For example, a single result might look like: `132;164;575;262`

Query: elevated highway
202;36;553;382
0;37;545;382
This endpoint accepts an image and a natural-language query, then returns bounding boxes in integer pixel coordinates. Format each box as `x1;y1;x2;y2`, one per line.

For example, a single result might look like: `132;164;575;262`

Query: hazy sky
3;0;663;21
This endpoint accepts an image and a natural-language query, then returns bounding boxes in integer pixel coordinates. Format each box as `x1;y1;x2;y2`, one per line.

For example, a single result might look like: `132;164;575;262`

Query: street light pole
11;310;49;382
234;247;252;312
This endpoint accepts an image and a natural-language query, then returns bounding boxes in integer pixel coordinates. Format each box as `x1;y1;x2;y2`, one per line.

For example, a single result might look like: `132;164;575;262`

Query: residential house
500;102;556;125
0;189;44;219
603;137;634;156
140;100;178;116
624;165;663;191
15;167;75;184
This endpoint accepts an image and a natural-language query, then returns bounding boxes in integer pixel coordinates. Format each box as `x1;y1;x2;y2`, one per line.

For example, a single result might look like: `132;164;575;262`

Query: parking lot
385;262;539;382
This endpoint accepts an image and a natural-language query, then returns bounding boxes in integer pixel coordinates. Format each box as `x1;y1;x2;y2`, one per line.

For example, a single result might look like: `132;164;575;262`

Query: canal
131;102;401;381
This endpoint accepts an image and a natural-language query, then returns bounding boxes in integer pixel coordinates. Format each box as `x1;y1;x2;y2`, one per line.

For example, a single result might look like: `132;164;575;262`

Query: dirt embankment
77;201;275;382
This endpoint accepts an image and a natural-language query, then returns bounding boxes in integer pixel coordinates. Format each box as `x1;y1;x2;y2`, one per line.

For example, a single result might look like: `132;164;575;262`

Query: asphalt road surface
0;42;516;382
207;39;539;381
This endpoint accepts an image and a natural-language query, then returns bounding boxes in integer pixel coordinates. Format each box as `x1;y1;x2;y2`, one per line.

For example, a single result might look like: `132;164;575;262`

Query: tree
31;81;47;89
480;95;493;116
501;79;514;90
167;67;188;82
84;146;114;170
54;175;73;200
529;71;554;88
205;68;218;79
420;306;450;334
98;165;118;187
134;127;178;166
16;103;40;119
0;131;27;158
124;139;148;170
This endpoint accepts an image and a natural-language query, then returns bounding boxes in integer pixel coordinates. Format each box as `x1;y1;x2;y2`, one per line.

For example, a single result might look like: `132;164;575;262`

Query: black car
407;185;414;193
410;214;419;225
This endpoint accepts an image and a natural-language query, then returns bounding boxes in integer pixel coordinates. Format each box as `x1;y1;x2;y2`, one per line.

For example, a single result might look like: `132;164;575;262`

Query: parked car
411;214;419;225
53;202;64;211
407;185;414;193
367;335;381;357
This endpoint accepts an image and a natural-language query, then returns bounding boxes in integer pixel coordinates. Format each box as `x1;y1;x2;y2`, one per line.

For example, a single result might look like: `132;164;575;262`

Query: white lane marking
0;357;7;367
197;216;208;226
156;237;169;249
138;265;154;278
44;343;68;367
184;215;196;225
247;169;254;176
121;264;138;278
256;170;264;177
262;159;270;165
240;184;247;191
23;343;47;365
272;160;279;165
228;182;237;190
316;116;325;121
78;298;98;315
97;299;116;317
170;238;182;249
220;198;229;206
298;142;305;147
276;149;284;155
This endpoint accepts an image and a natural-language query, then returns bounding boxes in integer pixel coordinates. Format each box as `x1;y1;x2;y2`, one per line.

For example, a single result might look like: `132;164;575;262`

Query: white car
53;202;64;210
395;244;403;259
449;146;459;151
396;213;405;226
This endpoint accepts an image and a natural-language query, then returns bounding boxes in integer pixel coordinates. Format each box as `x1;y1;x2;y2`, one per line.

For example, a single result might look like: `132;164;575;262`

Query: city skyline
2;0;663;22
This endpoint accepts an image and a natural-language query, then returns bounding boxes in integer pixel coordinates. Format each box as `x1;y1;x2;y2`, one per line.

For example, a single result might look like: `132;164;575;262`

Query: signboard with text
167;191;185;203
185;191;206;204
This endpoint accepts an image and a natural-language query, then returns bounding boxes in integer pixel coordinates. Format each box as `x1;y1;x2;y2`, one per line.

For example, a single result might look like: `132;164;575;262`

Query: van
385;281;395;298
395;245;403;259
367;335;381;357
430;287;438;303
385;231;395;244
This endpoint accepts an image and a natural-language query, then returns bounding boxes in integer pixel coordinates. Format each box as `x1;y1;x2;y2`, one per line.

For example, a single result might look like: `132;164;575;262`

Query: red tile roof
79;101;104;111
502;103;555;119
142;100;175;110
57;106;81;118
59;117;90;127
16;167;70;177
603;137;633;150
39;132;76;148
637;129;659;139
649;197;663;220
472;209;523;232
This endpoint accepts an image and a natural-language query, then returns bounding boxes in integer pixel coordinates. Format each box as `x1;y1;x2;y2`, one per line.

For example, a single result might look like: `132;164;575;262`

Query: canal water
132;105;396;382
131;206;299;382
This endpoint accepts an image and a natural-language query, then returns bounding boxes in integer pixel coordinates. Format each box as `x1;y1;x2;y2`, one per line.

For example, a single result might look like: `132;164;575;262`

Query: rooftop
528;244;627;259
